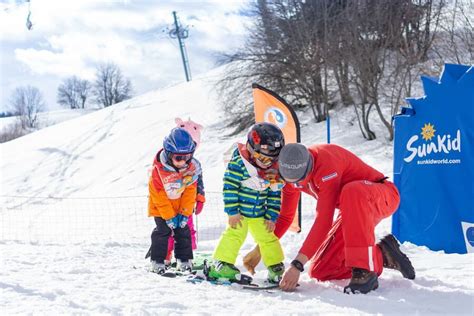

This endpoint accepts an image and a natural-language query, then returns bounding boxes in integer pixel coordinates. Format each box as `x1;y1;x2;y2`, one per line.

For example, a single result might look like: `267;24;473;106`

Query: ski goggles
171;153;193;162
253;151;277;166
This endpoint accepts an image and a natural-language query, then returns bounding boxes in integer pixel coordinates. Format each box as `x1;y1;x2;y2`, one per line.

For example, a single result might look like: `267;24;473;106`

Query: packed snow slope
1;67;473;315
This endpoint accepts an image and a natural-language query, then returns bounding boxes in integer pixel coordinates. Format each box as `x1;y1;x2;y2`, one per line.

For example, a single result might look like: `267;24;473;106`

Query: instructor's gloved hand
243;245;261;275
178;214;189;228
166;216;180;230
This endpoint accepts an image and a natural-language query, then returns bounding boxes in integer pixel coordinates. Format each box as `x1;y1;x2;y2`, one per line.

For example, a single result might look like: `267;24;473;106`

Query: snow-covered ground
1;68;473;315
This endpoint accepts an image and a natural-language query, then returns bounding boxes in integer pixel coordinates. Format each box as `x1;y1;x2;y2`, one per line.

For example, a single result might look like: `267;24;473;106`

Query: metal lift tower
169;11;191;82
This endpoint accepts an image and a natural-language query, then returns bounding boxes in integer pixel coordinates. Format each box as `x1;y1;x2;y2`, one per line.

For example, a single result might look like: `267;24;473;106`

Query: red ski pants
309;180;400;281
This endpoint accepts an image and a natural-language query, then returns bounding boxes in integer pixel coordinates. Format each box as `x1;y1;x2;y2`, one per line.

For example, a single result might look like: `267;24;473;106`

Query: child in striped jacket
208;123;286;283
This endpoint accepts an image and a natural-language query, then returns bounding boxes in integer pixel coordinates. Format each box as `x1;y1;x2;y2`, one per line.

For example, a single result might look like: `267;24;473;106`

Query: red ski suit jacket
274;144;388;260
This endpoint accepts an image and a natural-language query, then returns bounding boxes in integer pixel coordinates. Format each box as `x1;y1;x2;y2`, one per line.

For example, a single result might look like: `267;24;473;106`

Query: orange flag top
252;84;300;144
252;83;301;233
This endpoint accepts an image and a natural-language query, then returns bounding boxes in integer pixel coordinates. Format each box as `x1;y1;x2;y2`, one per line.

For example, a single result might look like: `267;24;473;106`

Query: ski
165;252;213;271
161;271;179;278
186;273;253;286
186;274;283;293
186;275;232;286
159;269;197;278
133;264;197;277
139;258;283;291
242;282;300;291
186;259;254;286
144;250;212;271
242;283;280;291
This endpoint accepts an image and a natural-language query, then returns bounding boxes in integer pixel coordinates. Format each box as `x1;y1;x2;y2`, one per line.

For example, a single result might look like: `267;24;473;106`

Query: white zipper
307;181;318;199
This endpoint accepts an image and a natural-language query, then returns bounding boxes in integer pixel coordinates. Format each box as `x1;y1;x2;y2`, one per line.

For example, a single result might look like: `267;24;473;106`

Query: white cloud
0;0;252;110
14;48;91;77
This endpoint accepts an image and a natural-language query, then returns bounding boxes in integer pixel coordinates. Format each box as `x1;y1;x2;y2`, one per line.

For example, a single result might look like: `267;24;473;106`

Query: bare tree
217;0;459;139
216;0;337;133
335;1;395;140
0;121;28;143
93;63;132;107
337;0;444;140
454;0;474;63
379;2;444;141
57;76;91;109
432;0;473;65
9;85;45;129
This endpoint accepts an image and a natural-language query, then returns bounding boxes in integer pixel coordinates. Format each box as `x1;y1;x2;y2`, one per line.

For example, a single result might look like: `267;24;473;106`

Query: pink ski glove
195;201;204;215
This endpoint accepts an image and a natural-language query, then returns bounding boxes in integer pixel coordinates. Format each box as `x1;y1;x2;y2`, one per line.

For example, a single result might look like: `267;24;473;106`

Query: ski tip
242;284;280;291
161;272;178;278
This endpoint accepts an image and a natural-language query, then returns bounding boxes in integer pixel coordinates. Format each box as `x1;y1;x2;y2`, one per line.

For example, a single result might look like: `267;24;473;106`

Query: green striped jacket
223;148;281;221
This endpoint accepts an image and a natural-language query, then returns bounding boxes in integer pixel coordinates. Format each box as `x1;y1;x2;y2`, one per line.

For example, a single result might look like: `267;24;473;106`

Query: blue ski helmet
163;127;196;155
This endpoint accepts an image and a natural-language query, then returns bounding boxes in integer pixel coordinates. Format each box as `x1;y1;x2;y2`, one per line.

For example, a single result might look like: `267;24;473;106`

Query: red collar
237;143;280;180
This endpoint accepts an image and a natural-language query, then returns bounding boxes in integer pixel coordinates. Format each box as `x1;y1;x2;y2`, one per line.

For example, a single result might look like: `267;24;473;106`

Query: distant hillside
0;108;99;131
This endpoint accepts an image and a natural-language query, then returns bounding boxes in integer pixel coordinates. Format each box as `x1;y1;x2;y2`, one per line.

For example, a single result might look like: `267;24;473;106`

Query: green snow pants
213;216;284;267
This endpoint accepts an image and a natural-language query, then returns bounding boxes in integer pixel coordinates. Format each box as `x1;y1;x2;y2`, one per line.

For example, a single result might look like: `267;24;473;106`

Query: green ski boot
267;262;285;283
208;261;241;281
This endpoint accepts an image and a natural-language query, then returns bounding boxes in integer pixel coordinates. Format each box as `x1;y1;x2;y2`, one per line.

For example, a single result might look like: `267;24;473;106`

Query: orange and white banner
252;83;302;232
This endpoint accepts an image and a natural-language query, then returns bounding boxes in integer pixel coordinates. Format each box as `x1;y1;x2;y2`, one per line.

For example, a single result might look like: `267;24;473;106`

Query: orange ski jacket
148;149;199;220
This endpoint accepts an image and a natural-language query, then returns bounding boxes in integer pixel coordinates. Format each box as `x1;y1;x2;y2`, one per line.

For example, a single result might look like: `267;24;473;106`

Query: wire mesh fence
1;193;317;244
1;193;223;243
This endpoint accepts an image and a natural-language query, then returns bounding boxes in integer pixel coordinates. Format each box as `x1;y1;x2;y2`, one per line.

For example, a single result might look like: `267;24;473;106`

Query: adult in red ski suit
274;143;414;294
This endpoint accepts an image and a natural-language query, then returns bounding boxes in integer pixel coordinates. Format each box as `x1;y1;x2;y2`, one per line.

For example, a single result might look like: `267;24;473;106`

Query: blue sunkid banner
392;64;474;254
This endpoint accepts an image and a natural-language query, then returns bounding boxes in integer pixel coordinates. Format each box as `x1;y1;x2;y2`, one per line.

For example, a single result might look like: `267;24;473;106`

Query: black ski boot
378;234;415;280
343;268;379;294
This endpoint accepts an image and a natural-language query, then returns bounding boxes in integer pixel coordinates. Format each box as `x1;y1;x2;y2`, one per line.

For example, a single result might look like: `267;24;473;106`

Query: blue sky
0;0;252;111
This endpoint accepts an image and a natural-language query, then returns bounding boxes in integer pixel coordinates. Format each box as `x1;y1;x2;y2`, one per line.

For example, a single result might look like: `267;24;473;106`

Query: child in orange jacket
148;127;200;274
165;118;206;263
